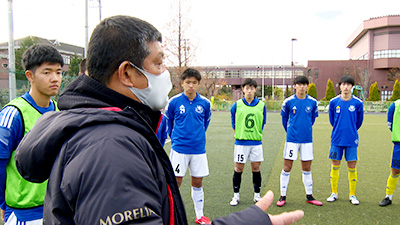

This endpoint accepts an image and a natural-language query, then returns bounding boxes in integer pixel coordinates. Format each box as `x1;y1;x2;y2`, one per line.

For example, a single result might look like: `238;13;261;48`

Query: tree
163;0;197;90
390;80;400;101
368;82;380;101
387;66;400;82
68;54;83;76
322;79;335;101
307;83;318;99
197;69;226;99
14;36;38;81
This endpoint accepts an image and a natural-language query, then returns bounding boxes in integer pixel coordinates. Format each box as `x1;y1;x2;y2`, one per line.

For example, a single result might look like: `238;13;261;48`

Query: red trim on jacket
167;184;175;225
155;114;163;134
99;107;122;111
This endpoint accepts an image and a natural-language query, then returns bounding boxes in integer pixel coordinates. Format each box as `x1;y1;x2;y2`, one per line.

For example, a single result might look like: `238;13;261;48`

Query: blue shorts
391;144;400;169
329;145;358;161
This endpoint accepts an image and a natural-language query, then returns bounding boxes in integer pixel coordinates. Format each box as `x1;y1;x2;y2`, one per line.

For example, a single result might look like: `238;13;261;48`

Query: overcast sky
0;0;398;67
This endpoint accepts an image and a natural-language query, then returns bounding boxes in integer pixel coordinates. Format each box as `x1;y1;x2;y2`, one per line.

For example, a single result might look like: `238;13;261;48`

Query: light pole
272;65;274;100
291;38;297;94
262;65;265;101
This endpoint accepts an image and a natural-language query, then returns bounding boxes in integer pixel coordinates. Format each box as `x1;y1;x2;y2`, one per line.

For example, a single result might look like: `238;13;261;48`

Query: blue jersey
156;114;168;147
231;98;267;145
281;94;318;143
329;95;364;147
0;92;55;222
388;102;395;132
165;93;211;154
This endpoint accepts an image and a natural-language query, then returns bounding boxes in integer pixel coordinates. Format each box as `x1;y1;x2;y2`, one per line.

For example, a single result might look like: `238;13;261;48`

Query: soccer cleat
349;195;360;205
253;193;261;203
230;196;240;206
306;195;323;206
379;197;392;207
195;216;212;224
327;193;338;202
276;196;286;207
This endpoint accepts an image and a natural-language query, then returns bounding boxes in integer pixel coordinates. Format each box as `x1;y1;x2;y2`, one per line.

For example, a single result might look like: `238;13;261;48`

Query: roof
0;36;84;56
346;15;400;48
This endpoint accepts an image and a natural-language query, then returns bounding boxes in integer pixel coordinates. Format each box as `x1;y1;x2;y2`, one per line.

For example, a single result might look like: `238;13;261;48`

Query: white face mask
128;62;172;111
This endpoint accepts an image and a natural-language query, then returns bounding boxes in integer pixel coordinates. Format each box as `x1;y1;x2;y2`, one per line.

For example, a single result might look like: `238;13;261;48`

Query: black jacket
15;75;271;225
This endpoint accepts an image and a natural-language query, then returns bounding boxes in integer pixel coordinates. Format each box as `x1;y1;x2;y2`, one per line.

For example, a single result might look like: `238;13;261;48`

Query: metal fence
212;100;394;113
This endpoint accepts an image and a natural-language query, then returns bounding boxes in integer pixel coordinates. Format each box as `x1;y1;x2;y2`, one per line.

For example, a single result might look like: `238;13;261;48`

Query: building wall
350;33;369;60
307;59;398;100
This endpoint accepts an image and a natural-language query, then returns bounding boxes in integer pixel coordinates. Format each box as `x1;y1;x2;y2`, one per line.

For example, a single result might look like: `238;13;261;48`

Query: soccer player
164;68;212;224
277;75;323;207
379;99;400;206
0;44;63;224
326;75;364;205
229;78;266;206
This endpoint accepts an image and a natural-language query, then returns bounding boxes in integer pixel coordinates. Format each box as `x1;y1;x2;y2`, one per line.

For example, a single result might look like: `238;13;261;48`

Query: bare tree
197;68;227;99
387;63;400;81
163;0;198;92
349;65;370;99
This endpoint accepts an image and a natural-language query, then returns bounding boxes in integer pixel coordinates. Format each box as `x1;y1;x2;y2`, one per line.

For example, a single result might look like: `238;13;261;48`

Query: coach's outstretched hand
256;191;304;225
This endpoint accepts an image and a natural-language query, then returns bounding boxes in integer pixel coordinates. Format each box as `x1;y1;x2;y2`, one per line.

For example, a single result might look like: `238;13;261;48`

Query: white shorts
283;142;314;161
170;149;209;177
234;144;264;164
5;212;43;225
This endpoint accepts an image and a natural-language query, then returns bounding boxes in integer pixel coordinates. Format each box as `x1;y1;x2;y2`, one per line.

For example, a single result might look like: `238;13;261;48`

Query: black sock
233;171;243;193
253;171;262;193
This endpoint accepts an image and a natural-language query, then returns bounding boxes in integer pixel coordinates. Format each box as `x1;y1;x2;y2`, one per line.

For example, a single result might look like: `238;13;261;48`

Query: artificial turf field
164;111;400;225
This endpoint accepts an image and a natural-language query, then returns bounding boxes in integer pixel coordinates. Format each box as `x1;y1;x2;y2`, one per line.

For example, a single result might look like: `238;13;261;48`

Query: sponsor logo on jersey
336;106;340;113
305;106;312;113
348;105;355;112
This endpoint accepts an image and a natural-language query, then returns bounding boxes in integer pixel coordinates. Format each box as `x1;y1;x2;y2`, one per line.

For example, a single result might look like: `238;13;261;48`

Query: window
373;49;400;59
62;55;71;65
315;69;318;78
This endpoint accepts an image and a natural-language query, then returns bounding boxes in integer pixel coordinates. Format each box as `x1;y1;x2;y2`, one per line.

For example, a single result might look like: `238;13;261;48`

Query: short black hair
242;78;257;88
87;15;162;84
339;75;355;86
293;76;309;85
22;44;64;72
181;68;201;82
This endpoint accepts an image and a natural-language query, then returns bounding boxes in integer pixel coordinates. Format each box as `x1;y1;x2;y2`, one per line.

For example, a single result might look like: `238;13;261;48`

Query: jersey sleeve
0;106;23;159
230;102;237;130
164;100;174;137
356;101;364;130
311;100;318;125
328;100;335;127
262;104;267;130
280;100;289;131
204;100;212;131
0;106;23;212
388;102;395;131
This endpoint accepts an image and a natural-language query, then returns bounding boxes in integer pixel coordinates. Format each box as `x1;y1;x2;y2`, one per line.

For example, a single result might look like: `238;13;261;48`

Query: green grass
164;111;400;225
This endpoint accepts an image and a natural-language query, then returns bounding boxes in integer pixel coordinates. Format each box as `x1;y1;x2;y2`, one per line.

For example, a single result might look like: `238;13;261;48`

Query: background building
0;36;84;89
307;15;400;100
